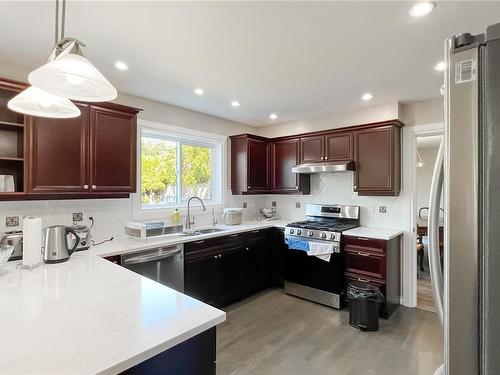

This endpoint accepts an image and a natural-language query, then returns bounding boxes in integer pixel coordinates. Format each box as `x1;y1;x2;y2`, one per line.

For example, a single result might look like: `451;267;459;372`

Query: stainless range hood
291;160;356;174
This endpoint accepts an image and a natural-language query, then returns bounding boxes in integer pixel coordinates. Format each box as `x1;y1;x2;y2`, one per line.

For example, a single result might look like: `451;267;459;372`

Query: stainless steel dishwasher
121;244;184;292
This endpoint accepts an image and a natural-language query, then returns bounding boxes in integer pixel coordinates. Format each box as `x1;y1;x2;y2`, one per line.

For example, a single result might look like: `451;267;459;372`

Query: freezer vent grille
455;58;476;84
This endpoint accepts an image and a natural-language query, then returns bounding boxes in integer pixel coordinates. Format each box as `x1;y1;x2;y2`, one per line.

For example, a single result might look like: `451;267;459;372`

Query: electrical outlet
295;202;301;209
6;216;19;227
242;202;247;209
378;206;387;214
73;212;83;222
271;201;277;207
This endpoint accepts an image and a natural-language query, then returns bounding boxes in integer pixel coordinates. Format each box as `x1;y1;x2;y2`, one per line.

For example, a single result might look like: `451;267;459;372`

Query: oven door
284;236;344;296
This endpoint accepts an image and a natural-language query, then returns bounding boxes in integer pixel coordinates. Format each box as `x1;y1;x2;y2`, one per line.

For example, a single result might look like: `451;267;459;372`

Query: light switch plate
6;216;19;227
73;212;83;222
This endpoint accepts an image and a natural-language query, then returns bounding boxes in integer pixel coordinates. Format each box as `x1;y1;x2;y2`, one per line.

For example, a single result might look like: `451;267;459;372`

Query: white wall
257;102;399;138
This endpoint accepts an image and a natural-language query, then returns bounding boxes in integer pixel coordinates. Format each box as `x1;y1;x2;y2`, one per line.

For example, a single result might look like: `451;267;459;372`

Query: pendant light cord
54;0;66;45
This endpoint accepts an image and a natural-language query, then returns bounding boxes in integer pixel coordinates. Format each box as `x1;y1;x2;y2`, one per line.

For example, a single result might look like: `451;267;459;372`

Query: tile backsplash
0;173;405;242
262;173;406;229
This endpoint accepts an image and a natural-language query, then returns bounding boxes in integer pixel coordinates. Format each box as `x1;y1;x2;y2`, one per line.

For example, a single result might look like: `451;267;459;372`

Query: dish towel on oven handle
286;237;334;262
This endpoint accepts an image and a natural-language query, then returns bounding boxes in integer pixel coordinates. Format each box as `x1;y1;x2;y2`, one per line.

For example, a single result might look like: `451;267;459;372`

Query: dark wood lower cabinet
184;229;273;308
343;234;402;318
121;327;216;375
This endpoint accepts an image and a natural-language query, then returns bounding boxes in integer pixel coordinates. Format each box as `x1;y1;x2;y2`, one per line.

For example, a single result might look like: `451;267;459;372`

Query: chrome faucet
185;196;207;230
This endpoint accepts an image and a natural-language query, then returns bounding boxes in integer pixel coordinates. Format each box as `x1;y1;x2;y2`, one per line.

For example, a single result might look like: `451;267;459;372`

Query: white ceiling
1;1;499;126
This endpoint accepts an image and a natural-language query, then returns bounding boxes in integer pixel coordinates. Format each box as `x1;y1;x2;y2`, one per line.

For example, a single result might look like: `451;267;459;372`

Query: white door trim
401;122;443;307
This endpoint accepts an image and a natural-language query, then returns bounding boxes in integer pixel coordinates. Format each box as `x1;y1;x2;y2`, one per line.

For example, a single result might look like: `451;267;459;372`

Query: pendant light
8;0;116;119
8;86;80;118
29;0;117;102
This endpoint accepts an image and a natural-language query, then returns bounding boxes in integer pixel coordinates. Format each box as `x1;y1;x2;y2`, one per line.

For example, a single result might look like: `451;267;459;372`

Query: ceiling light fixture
114;61;129;71
269;113;278;120
362;93;373;101
9;0;117;118
231;100;240;108
434;61;446;72
194;88;204;95
409;2;436;18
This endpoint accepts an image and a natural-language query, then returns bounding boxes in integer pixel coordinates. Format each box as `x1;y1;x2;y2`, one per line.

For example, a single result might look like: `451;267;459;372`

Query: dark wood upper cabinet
247;137;269;191
299;131;353;163
230;134;269;194
325;132;353;161
299;135;324;163
354;123;401;196
230;120;402;196
90;106;137;193
0;75;141;201
26;103;89;193
271;138;310;193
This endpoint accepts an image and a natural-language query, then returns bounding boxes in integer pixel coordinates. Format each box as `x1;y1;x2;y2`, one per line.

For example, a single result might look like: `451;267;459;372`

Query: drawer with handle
343;235;386;254
345;271;386;292
344;248;385;280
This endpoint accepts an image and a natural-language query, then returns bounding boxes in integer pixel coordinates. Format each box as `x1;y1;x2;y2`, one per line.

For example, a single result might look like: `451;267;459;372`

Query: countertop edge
100;312;226;375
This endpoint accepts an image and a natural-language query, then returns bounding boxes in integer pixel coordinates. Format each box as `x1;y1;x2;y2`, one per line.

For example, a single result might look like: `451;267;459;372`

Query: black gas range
283;204;360;309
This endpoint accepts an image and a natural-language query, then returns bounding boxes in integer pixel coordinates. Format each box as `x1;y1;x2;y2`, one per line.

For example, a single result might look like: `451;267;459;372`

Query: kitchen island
0;251;225;374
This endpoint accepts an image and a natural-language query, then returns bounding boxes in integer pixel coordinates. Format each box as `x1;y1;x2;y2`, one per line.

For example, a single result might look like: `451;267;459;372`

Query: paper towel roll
23;216;42;266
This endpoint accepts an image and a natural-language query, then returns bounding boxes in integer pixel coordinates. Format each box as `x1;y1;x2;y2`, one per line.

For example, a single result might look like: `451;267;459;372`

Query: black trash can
347;281;385;331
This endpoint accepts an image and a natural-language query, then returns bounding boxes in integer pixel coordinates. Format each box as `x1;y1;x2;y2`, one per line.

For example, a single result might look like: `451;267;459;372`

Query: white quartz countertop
0;219;404;374
91;220;290;258
0;251;225;374
342;226;404;240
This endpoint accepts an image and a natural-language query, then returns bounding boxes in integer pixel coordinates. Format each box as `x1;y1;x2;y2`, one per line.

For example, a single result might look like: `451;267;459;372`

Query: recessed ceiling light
231;100;240;108
269;113;278;120
194;88;204;95
434;61;446;72
409;2;436;18
362;93;373;101
114;61;129;71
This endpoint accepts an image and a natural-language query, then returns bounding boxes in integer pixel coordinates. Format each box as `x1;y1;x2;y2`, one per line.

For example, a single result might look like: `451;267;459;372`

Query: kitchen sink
181;228;227;236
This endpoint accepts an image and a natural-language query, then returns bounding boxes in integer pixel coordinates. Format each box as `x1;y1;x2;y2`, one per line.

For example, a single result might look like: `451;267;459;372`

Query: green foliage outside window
141;137;212;205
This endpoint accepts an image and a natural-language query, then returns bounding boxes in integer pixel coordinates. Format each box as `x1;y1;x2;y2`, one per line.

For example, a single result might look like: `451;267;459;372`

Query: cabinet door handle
354;185;358;190
245;247;250;251
83;184;89;189
92;185;97;190
213;255;218;259
228;234;239;237
194;240;206;245
250;230;260;233
325;156;328;160
295;186;299;189
357;237;370;241
357;251;370;257
358;277;370;283
247;186;251;189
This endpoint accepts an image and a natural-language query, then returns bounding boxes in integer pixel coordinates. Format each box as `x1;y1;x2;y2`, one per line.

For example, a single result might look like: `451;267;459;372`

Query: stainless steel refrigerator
428;22;500;375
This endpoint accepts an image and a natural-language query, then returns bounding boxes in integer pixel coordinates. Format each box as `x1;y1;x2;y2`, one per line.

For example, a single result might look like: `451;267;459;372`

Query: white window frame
133;119;227;219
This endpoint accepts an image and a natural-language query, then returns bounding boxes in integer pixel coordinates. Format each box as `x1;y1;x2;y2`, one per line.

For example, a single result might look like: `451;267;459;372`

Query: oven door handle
123;249;182;265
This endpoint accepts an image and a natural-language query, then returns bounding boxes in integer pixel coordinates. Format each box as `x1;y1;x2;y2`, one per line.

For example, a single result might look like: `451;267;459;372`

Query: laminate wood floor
217;289;442;375
417;271;437;313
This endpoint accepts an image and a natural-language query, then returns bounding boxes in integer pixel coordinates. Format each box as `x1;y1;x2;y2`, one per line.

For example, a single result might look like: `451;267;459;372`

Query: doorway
415;135;443;313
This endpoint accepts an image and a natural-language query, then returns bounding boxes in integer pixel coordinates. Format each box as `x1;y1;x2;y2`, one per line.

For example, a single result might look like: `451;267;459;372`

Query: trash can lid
348;281;380;293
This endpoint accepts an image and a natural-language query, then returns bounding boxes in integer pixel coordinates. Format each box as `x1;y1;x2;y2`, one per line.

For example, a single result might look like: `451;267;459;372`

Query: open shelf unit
0;78;28;194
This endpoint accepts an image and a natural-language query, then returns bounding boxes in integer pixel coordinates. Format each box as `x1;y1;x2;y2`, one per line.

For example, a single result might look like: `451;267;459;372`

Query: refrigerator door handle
428;139;445;325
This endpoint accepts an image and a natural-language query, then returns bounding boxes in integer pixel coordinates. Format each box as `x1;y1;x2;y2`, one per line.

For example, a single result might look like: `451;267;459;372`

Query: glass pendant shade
28;53;118;102
7;86;81;118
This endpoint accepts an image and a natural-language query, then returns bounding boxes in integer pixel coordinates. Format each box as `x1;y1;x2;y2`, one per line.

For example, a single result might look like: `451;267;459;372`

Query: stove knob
297;230;302;235
289;229;294;234
321;233;327;239
308;231;314;237
330;233;336;240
